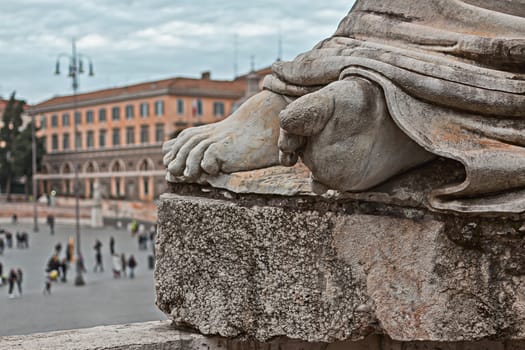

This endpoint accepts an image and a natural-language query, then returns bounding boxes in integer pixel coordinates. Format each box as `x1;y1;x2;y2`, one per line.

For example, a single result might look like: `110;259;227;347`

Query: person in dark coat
93;240;103;272
43;275;52;295
47;255;61;275
8;269;17;298
5;232;12;249
109;236;115;255
55;242;62;256
46;215;55;235
60;258;68;282
121;253;127;278
128;255;137;279
16;268;23;296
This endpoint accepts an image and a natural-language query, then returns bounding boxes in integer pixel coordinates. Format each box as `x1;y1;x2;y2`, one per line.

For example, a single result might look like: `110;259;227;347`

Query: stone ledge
155;193;525;343
2;321;525;350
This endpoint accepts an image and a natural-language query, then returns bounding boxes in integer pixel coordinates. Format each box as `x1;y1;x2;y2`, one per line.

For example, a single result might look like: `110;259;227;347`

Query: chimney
201;71;211;80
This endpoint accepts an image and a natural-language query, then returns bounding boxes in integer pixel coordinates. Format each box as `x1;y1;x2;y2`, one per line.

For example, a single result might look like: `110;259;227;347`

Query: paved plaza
0;221;166;336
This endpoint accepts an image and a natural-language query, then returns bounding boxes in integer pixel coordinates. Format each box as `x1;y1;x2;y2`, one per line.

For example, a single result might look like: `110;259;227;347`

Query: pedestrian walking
0;261;3;286
109;236;115;255
112;254;121;278
16;232;23;248
46;215;55;235
0;238;4;255
43;275;52;295
55;242;62;256
60;258;68;282
5;231;12;248
121;253;127;278
8;269;17;298
93;240;103;272
47;254;61;279
16;268;23;296
12;214;17;224
128;255;137;279
67;238;74;263
130;219;138;236
21;232;29;248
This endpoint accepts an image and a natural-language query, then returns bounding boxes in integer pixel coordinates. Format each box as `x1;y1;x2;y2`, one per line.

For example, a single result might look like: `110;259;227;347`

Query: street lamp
54;38;95;286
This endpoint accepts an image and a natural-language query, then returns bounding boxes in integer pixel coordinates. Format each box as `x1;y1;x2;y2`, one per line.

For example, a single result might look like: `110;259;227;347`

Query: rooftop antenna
234;34;239;78
277;25;283;61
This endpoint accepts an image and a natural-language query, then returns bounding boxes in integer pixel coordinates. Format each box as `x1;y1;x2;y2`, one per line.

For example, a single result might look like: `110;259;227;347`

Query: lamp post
54;38;95;286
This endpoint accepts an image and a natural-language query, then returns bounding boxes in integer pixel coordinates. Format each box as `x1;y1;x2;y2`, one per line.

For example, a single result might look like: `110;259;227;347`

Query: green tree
0;92;45;200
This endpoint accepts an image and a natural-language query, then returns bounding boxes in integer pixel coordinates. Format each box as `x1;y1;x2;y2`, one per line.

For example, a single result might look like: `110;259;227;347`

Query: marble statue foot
278;77;434;192
163;90;288;181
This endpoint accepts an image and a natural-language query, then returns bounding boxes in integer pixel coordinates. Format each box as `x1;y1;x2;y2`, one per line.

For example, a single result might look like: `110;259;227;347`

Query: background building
30;69;269;201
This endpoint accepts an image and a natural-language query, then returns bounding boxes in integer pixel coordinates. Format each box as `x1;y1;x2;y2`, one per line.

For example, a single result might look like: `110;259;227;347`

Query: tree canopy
0;92;45;198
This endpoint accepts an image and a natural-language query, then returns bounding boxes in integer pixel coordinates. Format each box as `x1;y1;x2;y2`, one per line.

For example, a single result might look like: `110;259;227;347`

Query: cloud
0;0;355;103
77;34;110;49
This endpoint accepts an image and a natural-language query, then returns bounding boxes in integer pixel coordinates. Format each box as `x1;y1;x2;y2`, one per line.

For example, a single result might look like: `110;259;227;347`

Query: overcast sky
0;0;355;104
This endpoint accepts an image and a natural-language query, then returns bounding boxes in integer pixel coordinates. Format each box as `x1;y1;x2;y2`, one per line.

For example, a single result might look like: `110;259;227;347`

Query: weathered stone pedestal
155;166;525;349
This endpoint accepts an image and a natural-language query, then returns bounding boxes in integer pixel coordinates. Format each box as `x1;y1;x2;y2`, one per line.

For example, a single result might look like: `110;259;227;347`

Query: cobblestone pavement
0;222;167;336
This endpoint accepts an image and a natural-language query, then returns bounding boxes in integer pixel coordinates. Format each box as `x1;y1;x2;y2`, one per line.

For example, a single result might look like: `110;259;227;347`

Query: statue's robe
264;0;525;214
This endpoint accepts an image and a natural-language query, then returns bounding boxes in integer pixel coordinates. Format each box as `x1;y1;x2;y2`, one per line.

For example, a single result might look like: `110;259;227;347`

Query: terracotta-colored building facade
31;69;268;201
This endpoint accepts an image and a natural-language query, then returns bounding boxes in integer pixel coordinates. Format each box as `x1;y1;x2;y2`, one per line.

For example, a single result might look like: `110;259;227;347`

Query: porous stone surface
156;191;525;343
4;321;523;350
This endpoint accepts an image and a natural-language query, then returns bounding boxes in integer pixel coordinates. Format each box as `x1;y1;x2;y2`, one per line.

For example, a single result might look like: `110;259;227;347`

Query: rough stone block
156;192;525;344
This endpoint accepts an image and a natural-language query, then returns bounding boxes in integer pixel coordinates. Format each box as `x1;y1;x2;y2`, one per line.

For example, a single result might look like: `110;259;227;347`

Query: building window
40;115;47;129
99;129;106;148
51;114;58;128
143;178;149;195
112;107;120;121
177;99;184;114
99;108;107;122
140;103;149;118
126;126;135;145
86;131;94;148
112;128;120;146
75;111;81;125
155;123;164;142
86;110;94;124
140;125;149;144
51;134;58;150
213;102;225;117
192;99;203;117
125;105;134;119
63;133;70;150
75;131;82;149
154;100;164;116
62;113;70;126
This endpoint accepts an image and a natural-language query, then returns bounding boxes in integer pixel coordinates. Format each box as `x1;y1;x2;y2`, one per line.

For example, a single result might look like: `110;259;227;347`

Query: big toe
279;90;334;136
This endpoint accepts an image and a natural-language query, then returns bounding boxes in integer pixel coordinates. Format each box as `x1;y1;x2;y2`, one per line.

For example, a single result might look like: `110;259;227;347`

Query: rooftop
30;67;272;113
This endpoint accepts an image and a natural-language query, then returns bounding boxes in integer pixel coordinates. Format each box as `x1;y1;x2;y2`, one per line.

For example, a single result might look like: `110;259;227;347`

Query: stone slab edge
3;321;525;350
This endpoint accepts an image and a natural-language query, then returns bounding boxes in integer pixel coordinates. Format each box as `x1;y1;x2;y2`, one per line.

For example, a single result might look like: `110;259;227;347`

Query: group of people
132;221;156;253
0;229;29;254
0;262;23;299
0;218;153;298
93;237;138;279
44;238;76;294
